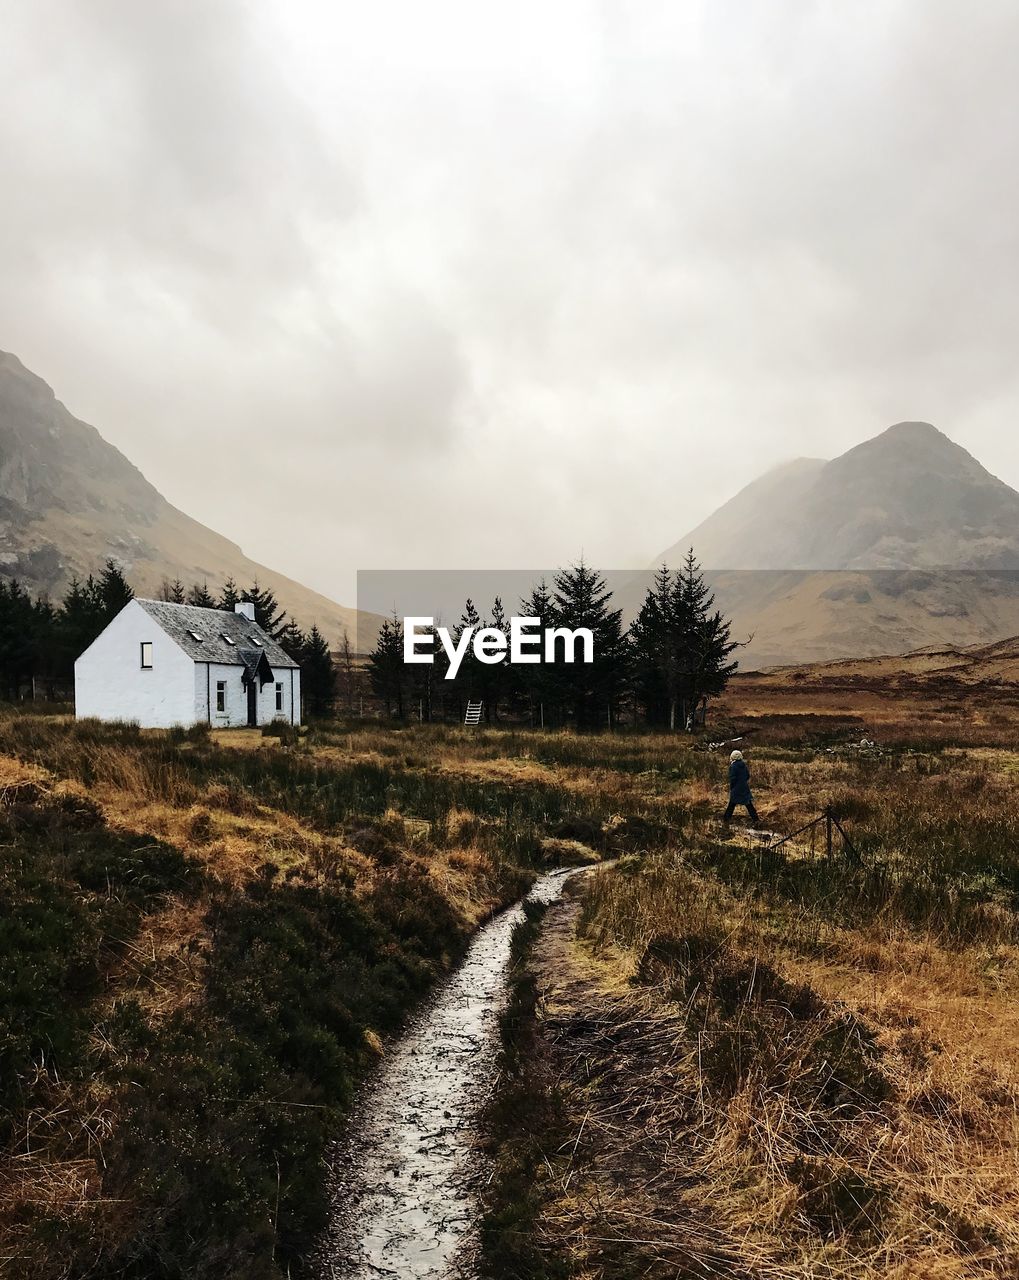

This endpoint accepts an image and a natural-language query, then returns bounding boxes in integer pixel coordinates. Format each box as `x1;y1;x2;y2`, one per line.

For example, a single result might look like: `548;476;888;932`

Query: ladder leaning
464;700;483;726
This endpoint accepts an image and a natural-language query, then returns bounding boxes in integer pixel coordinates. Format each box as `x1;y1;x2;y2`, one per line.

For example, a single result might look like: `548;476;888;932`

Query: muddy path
315;867;591;1279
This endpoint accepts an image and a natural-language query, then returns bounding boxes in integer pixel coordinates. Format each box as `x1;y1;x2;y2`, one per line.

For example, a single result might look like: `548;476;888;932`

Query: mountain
656;422;1019;667
0;350;360;640
658;456;827;571
661;422;1019;570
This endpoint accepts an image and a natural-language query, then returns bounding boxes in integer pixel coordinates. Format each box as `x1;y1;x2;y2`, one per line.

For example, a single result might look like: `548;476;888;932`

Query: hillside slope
754;630;1019;689
659;456;827;571
660;422;1019;571
703;567;1019;668
656;422;1019;666
0;351;359;639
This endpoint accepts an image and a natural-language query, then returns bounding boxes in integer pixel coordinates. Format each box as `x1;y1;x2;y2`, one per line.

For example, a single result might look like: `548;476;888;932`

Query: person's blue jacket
728;758;753;804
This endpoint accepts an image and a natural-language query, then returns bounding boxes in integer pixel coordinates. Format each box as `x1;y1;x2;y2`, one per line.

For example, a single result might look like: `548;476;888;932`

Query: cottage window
275;682;284;712
248;636;263;646
216;681;226;713
140;641;153;669
221;634;235;646
187;630;204;642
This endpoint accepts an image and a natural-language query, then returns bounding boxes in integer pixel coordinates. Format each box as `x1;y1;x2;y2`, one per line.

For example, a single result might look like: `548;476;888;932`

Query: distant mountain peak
653;418;1019;668
883;419;941;436
856;420;969;457
657;419;1019;572
829;419;994;498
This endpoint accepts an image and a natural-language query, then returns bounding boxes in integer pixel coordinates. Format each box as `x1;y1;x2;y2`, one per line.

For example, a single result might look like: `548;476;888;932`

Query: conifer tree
241;583;286;637
0;580;38;699
187;582;216;608
367;615;406;717
479;596;510;721
628;564;673;726
301;625;335;718
218;577;240;612
96;559;133;624
158;578;186;604
516;577;556;726
31;595;60;698
0;580;74;696
58;576;102;675
406;618;439;721
276;619;306;662
449;598;482;708
673;548;738;726
629;552;738;730
551;562;627;729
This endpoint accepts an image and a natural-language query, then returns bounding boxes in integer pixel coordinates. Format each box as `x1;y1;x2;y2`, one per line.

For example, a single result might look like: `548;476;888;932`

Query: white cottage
74;599;301;728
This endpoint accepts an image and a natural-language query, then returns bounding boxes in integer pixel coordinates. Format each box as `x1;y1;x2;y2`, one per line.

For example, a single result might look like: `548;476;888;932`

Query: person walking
724;749;759;824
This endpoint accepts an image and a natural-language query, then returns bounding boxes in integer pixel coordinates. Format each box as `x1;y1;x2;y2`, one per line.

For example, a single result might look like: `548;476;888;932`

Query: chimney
235;601;256;623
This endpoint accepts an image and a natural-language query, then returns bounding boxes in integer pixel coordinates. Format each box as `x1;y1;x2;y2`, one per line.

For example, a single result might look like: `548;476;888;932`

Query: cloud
1;0;1019;601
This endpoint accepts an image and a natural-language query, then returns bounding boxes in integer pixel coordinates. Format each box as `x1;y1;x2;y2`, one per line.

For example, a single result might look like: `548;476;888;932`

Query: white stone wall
194;661;245;728
193;662;301;727
263;665;301;726
75;601;303;729
74;600;195;727
284;667;302;726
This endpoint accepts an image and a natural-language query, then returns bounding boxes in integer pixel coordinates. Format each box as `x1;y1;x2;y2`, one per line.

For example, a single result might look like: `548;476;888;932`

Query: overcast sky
2;1;1018;603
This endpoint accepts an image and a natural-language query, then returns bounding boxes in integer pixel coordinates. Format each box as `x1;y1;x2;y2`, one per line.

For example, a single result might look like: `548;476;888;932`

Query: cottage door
246;681;257;727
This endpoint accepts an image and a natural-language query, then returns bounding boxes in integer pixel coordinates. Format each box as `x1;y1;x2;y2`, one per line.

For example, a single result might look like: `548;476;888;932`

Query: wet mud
316;868;585;1279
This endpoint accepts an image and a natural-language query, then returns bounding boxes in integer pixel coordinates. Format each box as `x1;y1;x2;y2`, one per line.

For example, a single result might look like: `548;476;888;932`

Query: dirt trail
315;868;588;1279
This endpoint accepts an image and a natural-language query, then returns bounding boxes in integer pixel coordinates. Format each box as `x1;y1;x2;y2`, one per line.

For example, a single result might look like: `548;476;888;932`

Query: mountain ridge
656;421;1019;667
659;420;1019;573
0;350;360;640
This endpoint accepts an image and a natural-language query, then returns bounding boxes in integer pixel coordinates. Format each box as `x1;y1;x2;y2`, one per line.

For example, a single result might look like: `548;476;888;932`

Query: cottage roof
239;647;275;687
135;599;300;668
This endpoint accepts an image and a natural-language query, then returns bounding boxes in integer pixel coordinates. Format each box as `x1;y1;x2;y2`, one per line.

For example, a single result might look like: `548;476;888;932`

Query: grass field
3;681;1019;1277
480;675;1019;1280
0;711;695;1278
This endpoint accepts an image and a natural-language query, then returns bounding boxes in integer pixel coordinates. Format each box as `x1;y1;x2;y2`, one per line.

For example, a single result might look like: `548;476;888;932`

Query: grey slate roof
135;599;300;668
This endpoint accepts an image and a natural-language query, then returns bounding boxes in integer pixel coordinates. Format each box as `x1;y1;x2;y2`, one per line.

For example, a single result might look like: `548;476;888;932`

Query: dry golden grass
717;665;1019;749
0;721;551;1275
521;861;1019;1279
8;690;1019;1278
471;675;1019;1278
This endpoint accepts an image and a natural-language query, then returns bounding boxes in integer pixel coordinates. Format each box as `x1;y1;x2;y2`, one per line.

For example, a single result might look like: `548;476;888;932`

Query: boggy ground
486;869;1019;1278
6;693;1019;1279
0;713;692;1280
480;684;1019;1279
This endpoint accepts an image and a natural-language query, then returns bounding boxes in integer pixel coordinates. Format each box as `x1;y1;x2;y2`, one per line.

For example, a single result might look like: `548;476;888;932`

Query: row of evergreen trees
0;562;136;701
367;551;739;729
0;562;337;716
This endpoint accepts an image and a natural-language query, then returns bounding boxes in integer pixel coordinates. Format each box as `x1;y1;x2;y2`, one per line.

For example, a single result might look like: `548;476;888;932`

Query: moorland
3;666;1019;1277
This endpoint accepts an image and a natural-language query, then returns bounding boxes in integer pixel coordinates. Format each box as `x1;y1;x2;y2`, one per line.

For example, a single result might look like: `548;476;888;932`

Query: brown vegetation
481;679;1019;1279
0;714;582;1278
6;678;1019;1278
